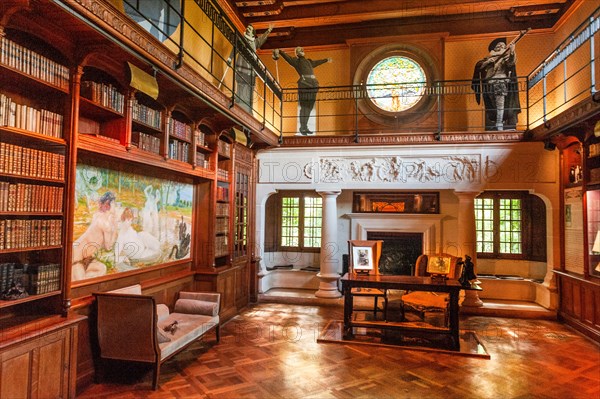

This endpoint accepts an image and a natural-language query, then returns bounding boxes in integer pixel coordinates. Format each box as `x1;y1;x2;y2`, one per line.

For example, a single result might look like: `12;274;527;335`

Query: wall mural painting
72;164;193;282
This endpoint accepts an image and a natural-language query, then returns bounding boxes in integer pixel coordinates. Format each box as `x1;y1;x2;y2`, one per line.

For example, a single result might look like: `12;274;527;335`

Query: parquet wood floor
77;302;600;399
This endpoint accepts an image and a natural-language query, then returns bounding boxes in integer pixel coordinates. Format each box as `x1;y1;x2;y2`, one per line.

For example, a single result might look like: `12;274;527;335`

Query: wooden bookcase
0;0;261;392
584;136;600;279
0;28;70;316
556;132;600;343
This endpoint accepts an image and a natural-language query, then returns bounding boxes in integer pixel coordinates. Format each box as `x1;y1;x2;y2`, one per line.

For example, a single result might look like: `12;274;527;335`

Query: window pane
475;198;494;254
303;197;322;247
499;198;522;254
281;197;300;247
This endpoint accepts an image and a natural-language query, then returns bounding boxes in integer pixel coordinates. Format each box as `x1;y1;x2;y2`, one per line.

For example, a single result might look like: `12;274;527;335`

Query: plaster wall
255;142;560;308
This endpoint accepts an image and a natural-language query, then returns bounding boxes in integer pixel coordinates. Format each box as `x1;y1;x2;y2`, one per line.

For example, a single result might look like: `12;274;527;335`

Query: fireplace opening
367;232;423;275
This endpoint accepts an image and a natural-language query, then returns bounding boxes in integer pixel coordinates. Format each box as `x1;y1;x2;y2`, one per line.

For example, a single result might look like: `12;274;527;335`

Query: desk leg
343;286;354;339
448;291;460;350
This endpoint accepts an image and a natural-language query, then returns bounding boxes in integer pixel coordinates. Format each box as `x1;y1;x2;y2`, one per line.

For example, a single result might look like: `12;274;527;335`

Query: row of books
27;263;61;295
81;80;125;114
169;139;190;162
0;142;65;180
216;186;229;202
216;202;230;217
217;140;231;157
0;262;19;293
0;182;63;213
166;116;192;142
0;219;62;250
132;101;162;130
132;131;161;154
217;168;229;180
0;262;61;296
215;217;229;235
0;37;70;90
589;143;600;158
195;129;206;147
215;235;229;257
0;93;64;137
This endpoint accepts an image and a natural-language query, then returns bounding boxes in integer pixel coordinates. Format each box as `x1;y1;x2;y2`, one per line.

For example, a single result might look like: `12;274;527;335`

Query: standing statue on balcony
273;47;332;135
228;24;273;112
471;36;522;131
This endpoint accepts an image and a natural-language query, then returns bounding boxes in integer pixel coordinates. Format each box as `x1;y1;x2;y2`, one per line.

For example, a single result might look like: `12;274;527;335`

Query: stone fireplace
367;231;423;275
346;213;445;275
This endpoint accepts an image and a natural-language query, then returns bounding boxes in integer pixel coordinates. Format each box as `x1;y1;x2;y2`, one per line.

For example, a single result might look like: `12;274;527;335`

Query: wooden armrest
93;293;160;363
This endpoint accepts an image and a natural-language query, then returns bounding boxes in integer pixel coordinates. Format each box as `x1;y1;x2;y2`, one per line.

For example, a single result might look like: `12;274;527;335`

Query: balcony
118;1;600;145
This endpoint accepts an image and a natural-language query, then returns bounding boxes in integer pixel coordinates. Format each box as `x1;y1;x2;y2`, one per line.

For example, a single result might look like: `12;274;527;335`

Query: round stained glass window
366;56;426;113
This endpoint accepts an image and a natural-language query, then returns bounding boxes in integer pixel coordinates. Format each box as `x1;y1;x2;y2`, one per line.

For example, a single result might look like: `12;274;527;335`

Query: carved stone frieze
303;155;481;184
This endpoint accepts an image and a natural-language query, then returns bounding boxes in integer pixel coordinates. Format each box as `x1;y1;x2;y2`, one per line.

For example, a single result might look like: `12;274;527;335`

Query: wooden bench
93;284;220;389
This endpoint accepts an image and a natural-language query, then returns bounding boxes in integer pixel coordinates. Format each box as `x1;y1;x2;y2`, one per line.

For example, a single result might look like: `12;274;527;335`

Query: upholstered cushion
156;328;171;343
157;313;219;360
402;291;449;311
174;298;218;316
156;304;170;323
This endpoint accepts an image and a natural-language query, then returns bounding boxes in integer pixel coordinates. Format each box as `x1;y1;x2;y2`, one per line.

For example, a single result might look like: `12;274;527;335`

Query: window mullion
493;197;500;256
299;195;305;249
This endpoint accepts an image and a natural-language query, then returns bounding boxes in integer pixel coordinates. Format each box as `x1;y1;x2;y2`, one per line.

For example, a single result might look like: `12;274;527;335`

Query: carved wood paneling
556;271;600;342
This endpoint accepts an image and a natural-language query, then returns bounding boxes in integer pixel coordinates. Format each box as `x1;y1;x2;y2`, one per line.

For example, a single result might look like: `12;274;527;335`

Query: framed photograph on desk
426;255;452;275
348;240;383;275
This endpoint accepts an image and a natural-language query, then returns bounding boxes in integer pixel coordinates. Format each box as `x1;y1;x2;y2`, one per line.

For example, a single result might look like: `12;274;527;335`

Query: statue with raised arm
273;47;332;135
472;31;528;131
229;24;273;112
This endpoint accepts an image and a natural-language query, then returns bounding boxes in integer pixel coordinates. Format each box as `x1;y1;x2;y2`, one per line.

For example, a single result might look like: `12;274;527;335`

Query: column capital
316;190;341;198
453;190;481;200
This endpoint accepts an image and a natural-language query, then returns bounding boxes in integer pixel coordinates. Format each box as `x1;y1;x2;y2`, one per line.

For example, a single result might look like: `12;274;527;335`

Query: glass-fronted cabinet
585;137;600;278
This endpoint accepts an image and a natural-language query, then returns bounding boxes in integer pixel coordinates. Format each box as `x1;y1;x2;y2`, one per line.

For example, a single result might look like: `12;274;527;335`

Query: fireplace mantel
345;213;445;254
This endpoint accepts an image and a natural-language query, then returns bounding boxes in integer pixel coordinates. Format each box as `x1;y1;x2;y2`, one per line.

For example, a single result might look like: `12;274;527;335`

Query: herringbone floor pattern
77;302;600;399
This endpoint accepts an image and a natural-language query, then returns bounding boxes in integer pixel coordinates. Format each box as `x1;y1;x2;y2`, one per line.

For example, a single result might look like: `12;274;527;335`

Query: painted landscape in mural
72;164;193;281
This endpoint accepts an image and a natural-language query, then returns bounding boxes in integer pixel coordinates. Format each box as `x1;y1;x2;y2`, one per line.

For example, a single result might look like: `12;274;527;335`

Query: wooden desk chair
401;254;463;325
348;240;387;320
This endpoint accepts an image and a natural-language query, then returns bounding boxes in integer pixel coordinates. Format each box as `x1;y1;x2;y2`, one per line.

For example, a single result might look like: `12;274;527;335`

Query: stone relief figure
304;155;480;184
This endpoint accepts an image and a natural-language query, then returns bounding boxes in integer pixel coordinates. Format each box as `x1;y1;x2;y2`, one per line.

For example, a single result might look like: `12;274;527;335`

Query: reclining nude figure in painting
114;207;161;268
72;191;118;281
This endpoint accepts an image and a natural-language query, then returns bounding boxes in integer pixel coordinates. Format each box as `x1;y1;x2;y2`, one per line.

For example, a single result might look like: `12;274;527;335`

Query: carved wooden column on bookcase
163;107;173;160
123;90;135;150
62;65;83;315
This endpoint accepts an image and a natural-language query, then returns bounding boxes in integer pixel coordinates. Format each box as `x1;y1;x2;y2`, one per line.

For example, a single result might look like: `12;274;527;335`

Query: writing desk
341;273;468;350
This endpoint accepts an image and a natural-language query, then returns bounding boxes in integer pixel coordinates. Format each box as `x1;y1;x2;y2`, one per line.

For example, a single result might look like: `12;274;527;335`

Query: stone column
316;190;342;298
455;191;483;307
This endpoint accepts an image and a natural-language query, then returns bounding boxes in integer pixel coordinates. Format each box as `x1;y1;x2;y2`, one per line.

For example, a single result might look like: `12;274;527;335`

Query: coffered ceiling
220;0;576;49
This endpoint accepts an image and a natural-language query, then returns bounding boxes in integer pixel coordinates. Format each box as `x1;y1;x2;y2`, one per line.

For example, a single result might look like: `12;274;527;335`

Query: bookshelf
131;92;164;156
215;136;232;265
78;66;126;144
194;124;212;170
1;1;262;392
0;30;68;312
167;110;193;164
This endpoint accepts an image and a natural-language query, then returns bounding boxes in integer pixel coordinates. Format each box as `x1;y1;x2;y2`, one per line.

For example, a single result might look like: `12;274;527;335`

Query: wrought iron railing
121;0;282;134
119;1;599;140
